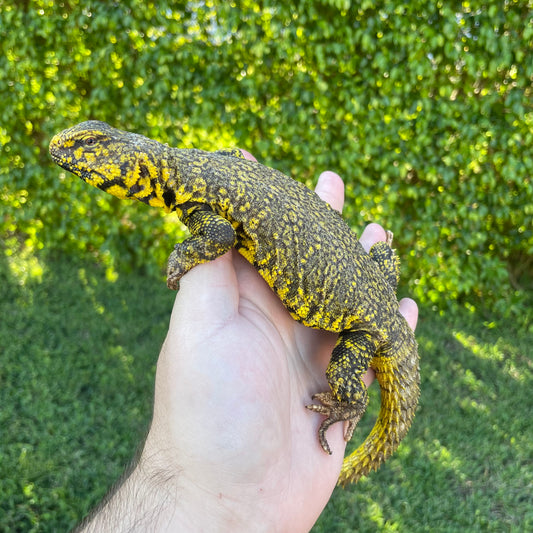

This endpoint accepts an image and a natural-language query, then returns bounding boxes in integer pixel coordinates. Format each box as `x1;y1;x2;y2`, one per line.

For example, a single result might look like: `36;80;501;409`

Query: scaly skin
49;121;420;485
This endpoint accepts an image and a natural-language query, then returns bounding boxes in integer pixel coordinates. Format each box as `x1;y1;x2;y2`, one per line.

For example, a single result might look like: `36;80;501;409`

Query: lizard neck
128;147;198;213
153;148;215;214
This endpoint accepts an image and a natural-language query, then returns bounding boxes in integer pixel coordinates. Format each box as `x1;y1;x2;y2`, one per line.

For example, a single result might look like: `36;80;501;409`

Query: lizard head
49;120;167;207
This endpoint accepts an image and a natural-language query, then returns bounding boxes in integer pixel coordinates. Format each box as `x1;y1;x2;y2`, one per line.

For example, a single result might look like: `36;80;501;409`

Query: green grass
1;250;532;532
0;250;174;531
313;302;533;532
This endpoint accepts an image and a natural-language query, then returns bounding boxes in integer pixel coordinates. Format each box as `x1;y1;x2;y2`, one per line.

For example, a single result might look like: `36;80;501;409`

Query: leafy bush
1;0;531;312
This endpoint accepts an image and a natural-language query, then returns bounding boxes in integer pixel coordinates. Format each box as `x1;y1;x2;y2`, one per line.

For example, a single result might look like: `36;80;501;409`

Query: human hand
78;166;418;533
143;160;418;531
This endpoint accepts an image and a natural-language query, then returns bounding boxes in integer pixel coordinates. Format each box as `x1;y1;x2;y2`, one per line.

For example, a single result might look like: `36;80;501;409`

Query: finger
361;367;376;387
314;171;345;213
358;223;387;253
172;252;240;326
399;297;418;331
241;149;257;162
363;299;417;387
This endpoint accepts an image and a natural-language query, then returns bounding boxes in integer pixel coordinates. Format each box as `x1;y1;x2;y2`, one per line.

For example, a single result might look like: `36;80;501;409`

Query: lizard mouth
48;144;61;165
49;140;72;173
49;134;64;160
49;145;101;183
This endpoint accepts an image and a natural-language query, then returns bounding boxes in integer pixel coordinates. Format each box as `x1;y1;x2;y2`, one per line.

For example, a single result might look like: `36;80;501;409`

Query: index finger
399;298;418;331
314;171;345;212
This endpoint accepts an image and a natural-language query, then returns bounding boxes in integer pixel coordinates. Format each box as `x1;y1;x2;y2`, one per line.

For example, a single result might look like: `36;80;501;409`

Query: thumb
170;251;240;329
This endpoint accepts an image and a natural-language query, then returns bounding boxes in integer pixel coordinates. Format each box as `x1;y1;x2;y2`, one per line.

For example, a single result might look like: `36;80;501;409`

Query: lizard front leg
306;330;378;454
167;205;236;290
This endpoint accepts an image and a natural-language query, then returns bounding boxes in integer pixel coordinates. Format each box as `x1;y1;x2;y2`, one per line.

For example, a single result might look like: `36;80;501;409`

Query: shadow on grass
0;249;175;531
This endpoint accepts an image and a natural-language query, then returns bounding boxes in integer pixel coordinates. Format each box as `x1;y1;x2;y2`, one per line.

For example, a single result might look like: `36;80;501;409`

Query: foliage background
1;0;532;312
1;0;532;531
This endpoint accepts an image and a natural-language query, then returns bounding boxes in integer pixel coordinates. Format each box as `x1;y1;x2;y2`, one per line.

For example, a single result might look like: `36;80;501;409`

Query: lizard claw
166;248;183;290
306;391;366;454
166;274;180;291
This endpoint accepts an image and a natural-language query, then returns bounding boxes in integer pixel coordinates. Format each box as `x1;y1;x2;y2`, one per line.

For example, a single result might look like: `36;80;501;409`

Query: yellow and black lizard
49;121;419;485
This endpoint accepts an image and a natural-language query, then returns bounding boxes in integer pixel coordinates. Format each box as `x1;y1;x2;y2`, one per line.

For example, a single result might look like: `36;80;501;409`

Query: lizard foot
306;391;366;455
166;248;183;290
166;275;180;291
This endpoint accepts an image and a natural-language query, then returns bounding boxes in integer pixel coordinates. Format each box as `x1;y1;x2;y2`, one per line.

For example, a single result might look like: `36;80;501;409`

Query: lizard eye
84;137;97;146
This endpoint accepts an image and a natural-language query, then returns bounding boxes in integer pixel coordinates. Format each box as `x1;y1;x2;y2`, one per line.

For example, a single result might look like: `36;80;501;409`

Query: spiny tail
338;334;420;485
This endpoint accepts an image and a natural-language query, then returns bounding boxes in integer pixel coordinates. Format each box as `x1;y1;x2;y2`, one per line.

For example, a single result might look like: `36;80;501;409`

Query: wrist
76;435;267;533
135;433;281;533
75;445;182;532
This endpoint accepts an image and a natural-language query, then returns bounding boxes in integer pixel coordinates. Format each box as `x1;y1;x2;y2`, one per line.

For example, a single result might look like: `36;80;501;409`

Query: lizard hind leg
368;230;400;291
212;148;246;159
306;330;378;454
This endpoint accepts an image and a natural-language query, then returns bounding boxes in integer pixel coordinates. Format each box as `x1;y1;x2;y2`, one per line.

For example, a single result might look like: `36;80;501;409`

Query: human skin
76;166;418;533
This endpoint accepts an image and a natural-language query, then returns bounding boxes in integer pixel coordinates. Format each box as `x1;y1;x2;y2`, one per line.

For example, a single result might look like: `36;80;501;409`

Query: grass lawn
1;250;531;532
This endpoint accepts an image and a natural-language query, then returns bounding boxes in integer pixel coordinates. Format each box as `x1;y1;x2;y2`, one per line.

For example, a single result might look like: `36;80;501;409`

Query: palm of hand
144;172;416;532
151;248;346;530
